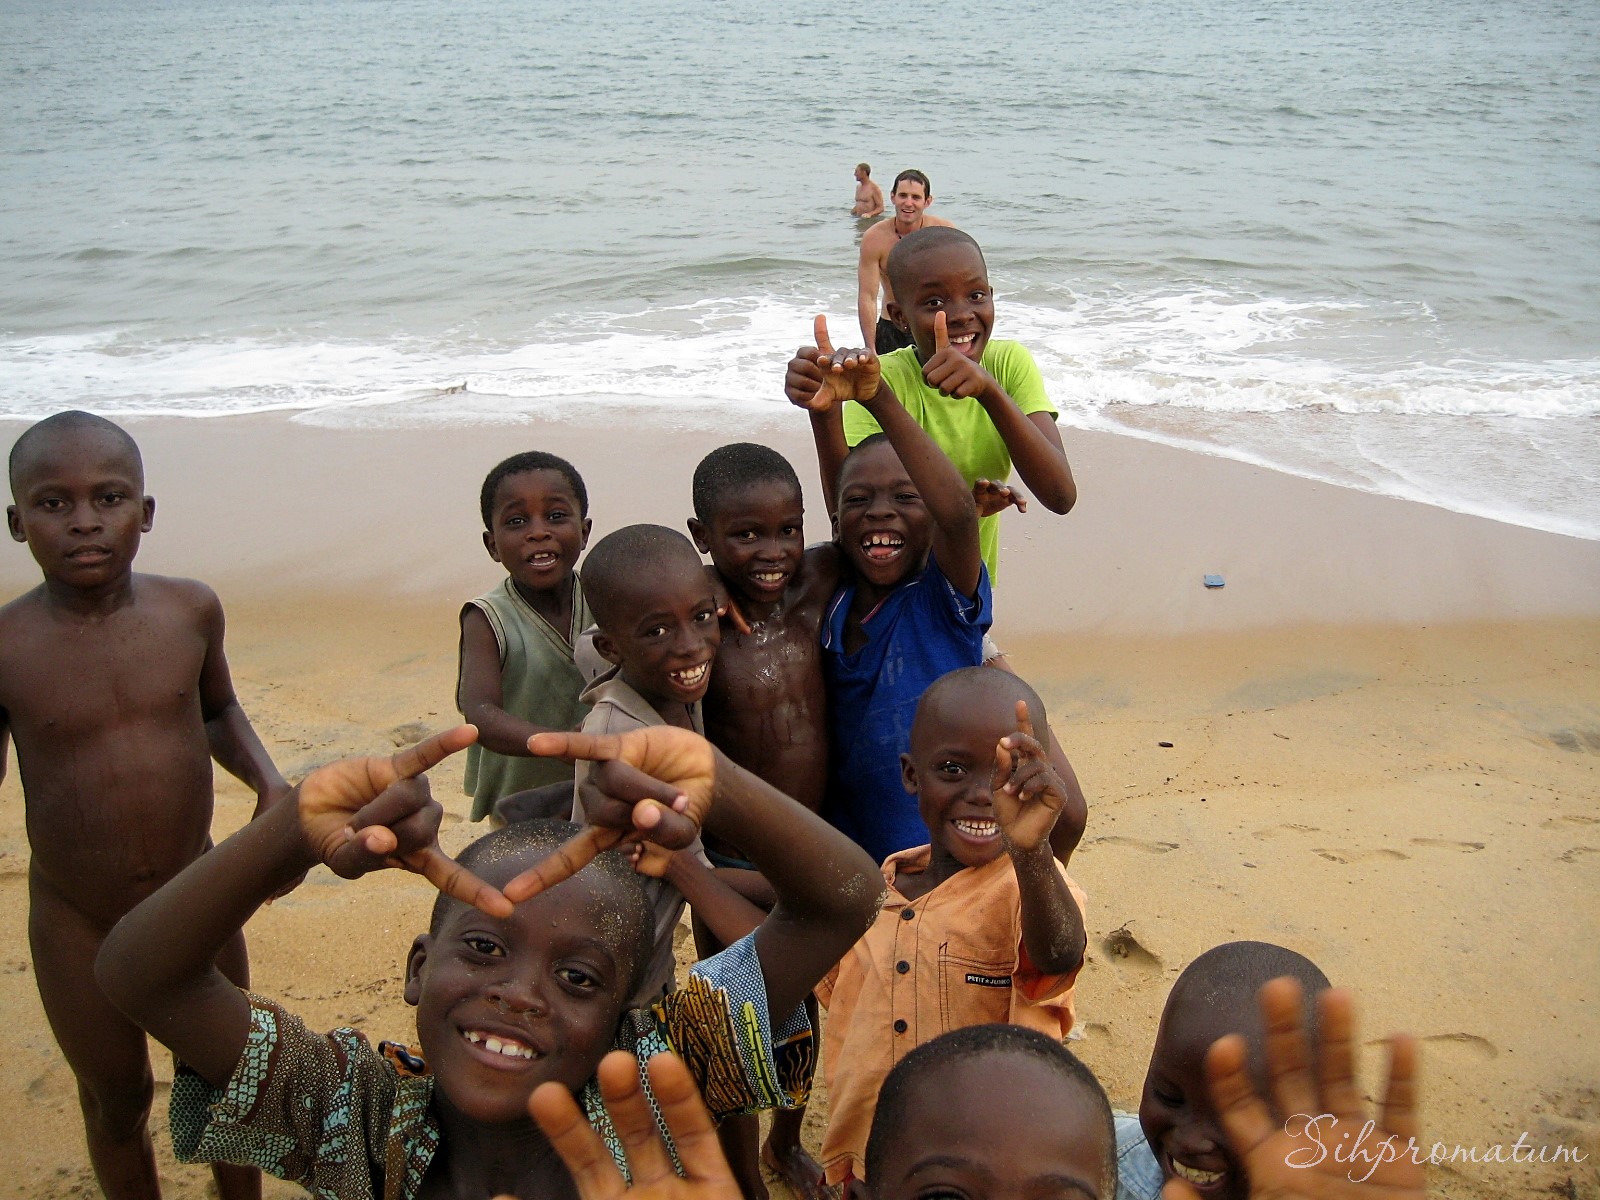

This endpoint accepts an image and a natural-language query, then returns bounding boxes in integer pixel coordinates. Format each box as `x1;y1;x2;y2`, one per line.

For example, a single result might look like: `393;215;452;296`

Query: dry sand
1;411;1596;1199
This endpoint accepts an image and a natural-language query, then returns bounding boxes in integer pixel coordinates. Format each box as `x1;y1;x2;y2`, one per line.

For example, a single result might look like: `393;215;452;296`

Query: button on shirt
815;844;1088;1185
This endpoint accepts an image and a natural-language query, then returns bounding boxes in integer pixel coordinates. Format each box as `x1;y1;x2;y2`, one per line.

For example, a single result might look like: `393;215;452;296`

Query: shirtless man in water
856;169;955;352
851;162;884;218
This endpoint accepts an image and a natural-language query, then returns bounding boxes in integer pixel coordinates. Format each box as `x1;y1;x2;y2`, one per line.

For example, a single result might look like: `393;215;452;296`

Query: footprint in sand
1086;835;1179;854
1313;848;1409;864
1101;924;1163;975
389;720;434;747
1252;823;1321;840
1547;728;1600;754
1419;1031;1498;1060
1559;846;1597;863
1542;814;1600;830
1409;837;1485;853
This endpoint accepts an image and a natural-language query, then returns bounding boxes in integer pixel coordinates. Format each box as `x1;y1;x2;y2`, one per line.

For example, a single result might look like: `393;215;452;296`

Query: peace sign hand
784;315;883;412
991;701;1066;854
920;311;998;401
295;725;513;918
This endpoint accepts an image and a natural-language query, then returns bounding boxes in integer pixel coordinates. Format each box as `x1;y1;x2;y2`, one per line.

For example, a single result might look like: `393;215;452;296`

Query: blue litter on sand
1203;574;1226;588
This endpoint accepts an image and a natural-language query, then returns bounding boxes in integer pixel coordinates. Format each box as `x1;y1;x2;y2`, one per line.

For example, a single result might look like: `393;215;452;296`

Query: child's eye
694;608;716;623
557;966;599;990
895;491;919;503
939;761;967;777
970;290;989;303
463;935;503;957
505;515;525;527
99;492;127;505
547;510;569;522
781;526;799;538
644;625;668;639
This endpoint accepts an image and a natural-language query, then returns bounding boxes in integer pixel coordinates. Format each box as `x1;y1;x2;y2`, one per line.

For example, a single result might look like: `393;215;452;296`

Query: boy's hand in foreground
973;478;1028;518
504;726;716;902
992;701;1066;854
921;310;1001;400
529;1050;741;1200
1162;980;1424;1200
785;315;883;412
296;724;512;917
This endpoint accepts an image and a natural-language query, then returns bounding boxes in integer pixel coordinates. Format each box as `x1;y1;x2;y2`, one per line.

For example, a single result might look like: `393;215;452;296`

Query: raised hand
627;840;675;879
1161;981;1425;1200
783;315;883;413
295;724;512;917
973;478;1029;518
529;1050;742;1200
991;701;1066;854
920;310;998;400
502;726;717;903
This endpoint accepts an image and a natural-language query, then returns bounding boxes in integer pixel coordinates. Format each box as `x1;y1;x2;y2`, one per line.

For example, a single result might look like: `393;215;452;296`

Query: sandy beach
2;411;1596;1199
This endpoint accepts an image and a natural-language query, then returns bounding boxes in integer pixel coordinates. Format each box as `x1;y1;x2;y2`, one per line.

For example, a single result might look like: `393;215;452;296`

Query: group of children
1;226;1428;1200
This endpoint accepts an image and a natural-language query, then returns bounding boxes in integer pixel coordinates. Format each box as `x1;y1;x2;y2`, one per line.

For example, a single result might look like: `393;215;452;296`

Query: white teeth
463;1029;535;1059
864;533;902;547
954;818;998;836
753;572;785;583
1172;1162;1224;1186
671;663;709;686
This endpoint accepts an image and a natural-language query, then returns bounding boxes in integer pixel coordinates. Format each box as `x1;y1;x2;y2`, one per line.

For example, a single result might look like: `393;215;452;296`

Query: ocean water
3;0;1597;538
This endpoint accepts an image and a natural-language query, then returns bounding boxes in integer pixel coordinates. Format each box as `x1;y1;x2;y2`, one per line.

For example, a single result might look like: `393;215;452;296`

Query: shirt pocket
937;943;1015;1028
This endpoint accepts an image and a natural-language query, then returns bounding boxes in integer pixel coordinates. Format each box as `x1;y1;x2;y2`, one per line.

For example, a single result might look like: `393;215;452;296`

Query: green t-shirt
843;339;1057;582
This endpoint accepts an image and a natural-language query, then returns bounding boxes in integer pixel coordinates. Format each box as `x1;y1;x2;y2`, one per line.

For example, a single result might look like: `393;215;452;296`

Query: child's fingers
934;310;949;353
529;730;625;765
645;1052;740;1185
1012;491;1029;513
1258;977;1319;1119
1014;699;1036;741
388;724;478;782
814;314;835;356
1380;1034;1422;1144
596;1050;680;1186
529;1074;629;1200
501;825;628;903
401;845;514;919
1313;989;1366;1121
1201;1033;1279;1162
582;758;694;830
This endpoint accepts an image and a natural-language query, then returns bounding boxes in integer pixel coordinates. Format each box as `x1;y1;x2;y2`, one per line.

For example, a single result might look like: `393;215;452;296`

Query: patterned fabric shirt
169;933;812;1200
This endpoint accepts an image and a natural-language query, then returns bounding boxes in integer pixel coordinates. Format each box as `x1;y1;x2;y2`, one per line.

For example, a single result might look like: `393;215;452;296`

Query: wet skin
869;1053;1111;1200
691;480;834;815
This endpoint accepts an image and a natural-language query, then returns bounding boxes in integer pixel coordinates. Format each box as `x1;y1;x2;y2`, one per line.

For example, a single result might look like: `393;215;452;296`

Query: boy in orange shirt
815;665;1087;1187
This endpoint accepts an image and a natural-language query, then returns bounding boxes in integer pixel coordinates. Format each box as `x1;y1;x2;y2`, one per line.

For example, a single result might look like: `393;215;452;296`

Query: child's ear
403;934;431;1006
579;517;592;550
687;517;710;554
884;301;907;331
592;631;623;667
140;495;155;532
6;505;22;543
482;529;502;562
900;752;918;795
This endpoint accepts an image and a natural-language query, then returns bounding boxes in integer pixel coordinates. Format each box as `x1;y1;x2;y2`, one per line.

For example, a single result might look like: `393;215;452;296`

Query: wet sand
1;411;1596;1198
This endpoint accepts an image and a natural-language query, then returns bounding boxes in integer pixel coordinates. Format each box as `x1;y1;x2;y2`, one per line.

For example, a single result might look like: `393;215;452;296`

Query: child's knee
76;1065;155;1140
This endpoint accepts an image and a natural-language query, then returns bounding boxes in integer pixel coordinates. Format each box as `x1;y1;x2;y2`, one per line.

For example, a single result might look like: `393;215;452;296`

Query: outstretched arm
510;728;882;1022
457;605;572;756
785;315;851;515
196;588;287;812
992;703;1085;978
1162;981;1424;1200
97;727;504;1088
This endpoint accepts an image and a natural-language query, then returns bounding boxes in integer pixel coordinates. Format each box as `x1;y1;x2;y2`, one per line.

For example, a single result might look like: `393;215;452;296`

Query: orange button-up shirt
815;845;1088;1185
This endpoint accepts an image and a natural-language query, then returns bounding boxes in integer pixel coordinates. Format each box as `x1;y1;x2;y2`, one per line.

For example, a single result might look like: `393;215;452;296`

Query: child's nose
68;503;102;533
487;971;548;1016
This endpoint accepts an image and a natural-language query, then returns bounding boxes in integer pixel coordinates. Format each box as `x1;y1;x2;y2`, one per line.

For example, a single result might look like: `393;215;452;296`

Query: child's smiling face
483;468;591;599
1139;999;1248;1200
870;1052;1110;1200
405;864;642;1126
690;478;805;608
889;239;994;366
592;554;722;708
901;682;1016;870
832;440;931;594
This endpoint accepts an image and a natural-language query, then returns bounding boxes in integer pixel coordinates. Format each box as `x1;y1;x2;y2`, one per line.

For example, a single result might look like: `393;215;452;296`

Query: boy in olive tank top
456;452;593;821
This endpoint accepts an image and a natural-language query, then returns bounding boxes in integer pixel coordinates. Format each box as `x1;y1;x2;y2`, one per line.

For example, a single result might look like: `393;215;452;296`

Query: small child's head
583;524;721;708
478;451;591;597
833;433;932;591
7;410;153;587
405;819;653;1125
688;442;805;607
902;666;1046;868
863;1023;1117;1200
885;227;992;367
1139;941;1331;1199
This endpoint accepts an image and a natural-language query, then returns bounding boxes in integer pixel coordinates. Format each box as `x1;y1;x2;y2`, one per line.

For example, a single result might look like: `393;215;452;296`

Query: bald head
1161;941;1331;1076
912;666;1047;751
8;411;142;498
886;226;985;305
582;524;707;634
